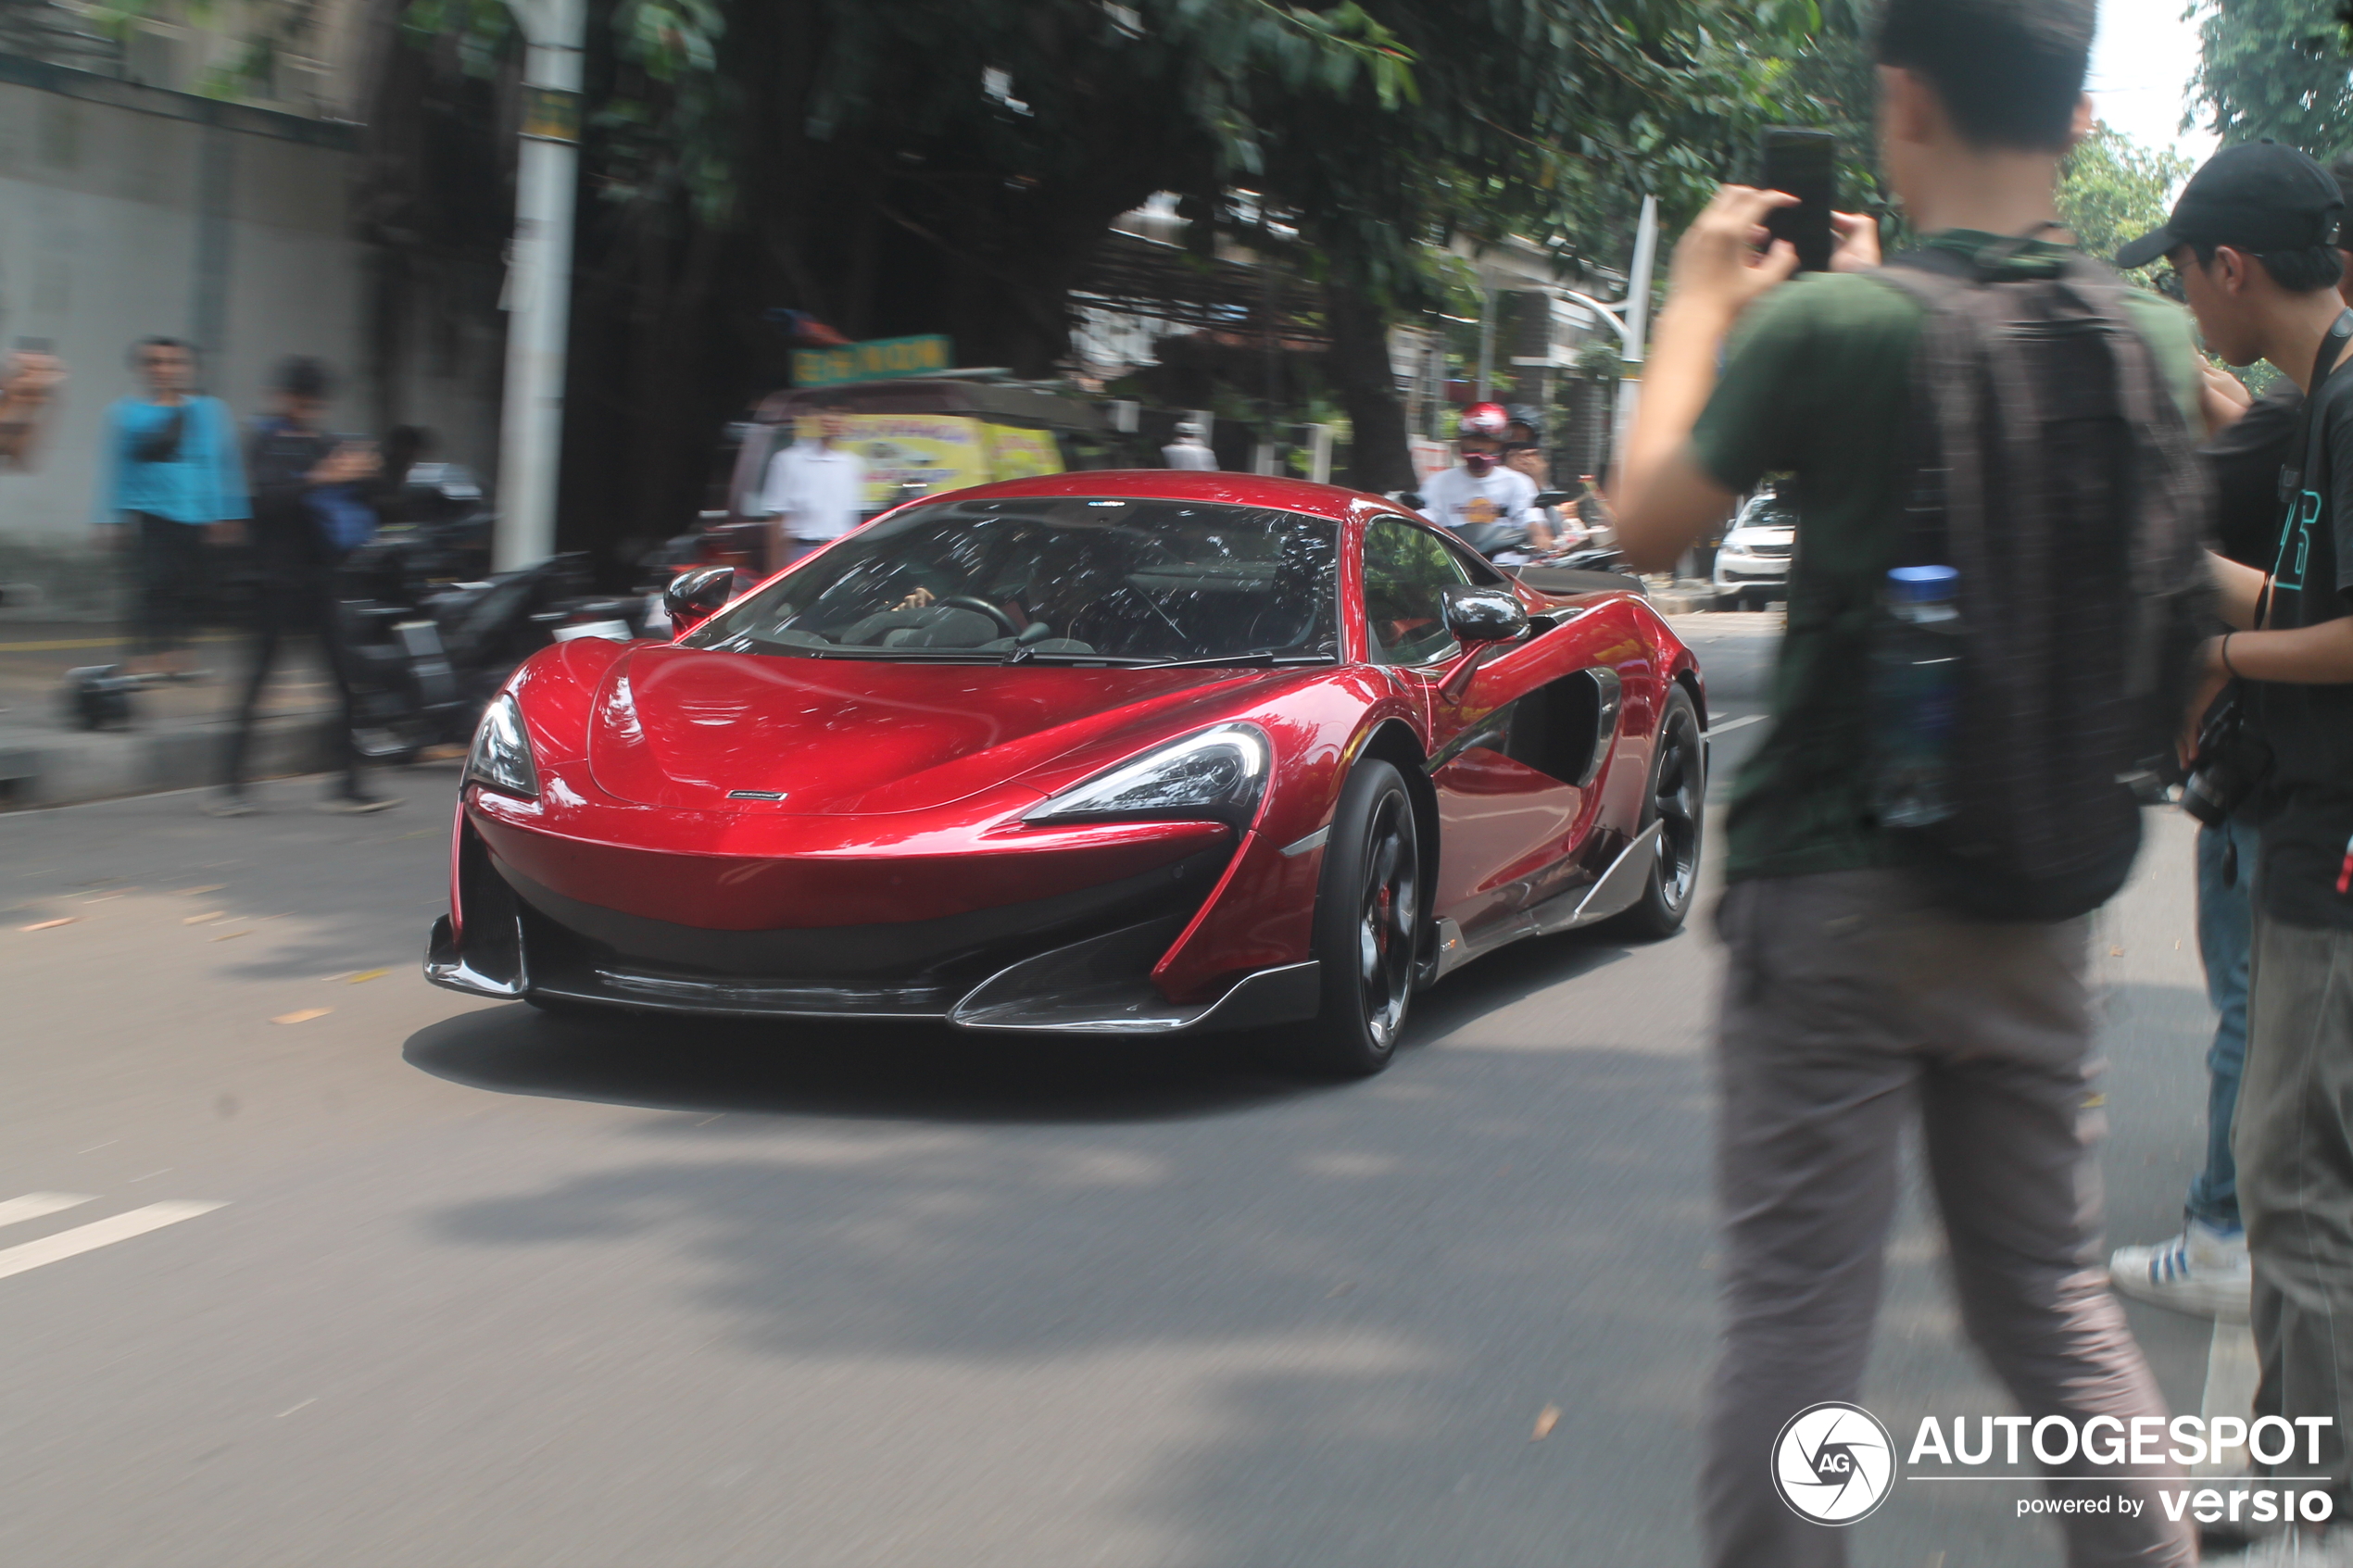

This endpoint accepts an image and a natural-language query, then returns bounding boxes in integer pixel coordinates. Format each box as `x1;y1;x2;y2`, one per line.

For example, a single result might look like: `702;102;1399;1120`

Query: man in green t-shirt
1612;2;2200;1562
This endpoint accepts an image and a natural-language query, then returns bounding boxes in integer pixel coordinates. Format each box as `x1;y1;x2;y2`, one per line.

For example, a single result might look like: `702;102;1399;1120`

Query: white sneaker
2110;1217;2251;1322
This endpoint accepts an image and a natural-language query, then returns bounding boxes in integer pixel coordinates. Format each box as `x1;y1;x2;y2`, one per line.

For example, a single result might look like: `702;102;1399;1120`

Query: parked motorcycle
336;532;657;766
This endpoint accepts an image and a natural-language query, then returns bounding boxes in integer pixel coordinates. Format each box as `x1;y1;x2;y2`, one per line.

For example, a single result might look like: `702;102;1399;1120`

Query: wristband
2221;633;2242;680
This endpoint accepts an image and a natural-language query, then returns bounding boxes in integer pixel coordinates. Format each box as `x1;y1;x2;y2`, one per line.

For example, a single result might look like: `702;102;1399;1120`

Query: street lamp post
494;0;586;571
1555;193;1658;481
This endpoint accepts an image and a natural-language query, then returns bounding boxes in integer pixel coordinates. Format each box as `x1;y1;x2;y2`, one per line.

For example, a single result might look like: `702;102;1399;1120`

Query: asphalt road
0;613;2225;1567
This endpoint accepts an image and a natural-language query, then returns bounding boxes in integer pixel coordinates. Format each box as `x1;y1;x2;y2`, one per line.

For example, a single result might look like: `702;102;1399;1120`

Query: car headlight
464;690;539;799
1024;723;1269;829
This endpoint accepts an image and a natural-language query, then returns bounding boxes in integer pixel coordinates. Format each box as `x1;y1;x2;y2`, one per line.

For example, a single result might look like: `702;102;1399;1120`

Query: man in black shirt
209;358;399;816
2123;142;2353;1527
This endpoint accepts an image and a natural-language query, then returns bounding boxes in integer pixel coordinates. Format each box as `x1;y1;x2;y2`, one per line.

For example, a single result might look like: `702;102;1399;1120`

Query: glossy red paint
434;469;1700;1026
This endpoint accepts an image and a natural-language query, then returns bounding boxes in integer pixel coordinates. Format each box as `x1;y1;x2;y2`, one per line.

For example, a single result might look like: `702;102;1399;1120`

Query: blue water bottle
1871;565;1961;829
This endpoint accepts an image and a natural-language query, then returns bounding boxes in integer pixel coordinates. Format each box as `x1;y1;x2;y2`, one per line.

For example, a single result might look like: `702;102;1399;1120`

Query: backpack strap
1863;261;1981;583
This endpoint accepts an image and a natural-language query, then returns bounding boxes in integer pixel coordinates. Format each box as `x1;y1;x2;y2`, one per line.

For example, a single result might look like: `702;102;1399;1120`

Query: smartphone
1759;128;1837;274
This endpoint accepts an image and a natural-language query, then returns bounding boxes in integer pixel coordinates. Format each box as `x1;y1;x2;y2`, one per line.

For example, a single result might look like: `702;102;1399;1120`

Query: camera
2182;685;2273;828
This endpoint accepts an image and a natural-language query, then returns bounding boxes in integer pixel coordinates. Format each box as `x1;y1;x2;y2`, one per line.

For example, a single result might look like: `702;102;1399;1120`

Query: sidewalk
0;621;344;808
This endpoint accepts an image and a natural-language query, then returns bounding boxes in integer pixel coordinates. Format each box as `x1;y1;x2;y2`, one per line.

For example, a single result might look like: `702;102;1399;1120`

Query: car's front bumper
424;802;1323;1036
1712;553;1790;587
425;909;1321;1035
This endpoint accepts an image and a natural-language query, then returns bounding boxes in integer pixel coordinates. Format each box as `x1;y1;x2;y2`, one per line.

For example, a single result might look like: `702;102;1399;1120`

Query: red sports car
425;470;1705;1076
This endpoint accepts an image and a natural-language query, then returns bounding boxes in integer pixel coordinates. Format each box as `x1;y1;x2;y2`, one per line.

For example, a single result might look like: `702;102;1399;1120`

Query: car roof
911;469;1403;526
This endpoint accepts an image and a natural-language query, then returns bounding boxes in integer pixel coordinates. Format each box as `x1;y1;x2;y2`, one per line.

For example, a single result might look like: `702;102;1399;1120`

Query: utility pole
1474;282;1496;403
494;0;585;571
1608;194;1659;480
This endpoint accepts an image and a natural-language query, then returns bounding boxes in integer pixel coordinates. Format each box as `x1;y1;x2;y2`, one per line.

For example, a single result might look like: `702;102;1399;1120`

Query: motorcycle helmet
1459;402;1510;439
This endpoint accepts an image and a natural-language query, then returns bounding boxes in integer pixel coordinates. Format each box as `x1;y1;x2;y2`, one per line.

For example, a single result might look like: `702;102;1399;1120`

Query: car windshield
685;496;1340;665
1735;497;1794;533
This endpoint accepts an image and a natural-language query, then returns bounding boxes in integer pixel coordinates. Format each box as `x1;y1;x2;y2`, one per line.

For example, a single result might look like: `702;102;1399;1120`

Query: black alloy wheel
1288;759;1423;1079
1610;685;1704;940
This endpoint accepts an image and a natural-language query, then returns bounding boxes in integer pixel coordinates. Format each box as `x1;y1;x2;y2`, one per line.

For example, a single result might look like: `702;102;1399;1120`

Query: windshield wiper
746;642;1005;663
1121;650;1334;671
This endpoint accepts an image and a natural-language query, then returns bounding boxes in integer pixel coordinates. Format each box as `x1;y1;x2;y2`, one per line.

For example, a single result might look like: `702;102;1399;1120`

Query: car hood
1729;527;1794;546
582;645;1288;813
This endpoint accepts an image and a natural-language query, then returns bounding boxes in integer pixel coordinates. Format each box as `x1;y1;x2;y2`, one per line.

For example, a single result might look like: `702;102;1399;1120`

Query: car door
1359;516;1584;934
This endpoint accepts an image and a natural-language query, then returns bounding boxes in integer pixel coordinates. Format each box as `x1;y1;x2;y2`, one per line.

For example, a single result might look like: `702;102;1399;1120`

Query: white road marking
1707;713;1768;736
0;1201;227;1282
0;1193;94;1230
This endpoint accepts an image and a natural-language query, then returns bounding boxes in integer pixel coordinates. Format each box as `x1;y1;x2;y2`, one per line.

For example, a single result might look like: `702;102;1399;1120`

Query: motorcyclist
1417;402;1538;557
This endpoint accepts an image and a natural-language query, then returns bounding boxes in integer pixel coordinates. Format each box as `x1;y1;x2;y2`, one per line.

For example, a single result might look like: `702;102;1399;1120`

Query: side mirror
1531;490;1573;508
1441;583;1529;645
664;565;736;635
1393;491;1426;510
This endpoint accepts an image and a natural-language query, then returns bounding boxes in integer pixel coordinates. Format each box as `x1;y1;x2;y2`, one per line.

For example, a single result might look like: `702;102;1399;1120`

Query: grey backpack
1869;243;2213;921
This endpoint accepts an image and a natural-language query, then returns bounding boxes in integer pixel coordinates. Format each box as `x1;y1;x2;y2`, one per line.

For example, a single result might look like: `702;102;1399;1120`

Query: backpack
1868;243;2214;922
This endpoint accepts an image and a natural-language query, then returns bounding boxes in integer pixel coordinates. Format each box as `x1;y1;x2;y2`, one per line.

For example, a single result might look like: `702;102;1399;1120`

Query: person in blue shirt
95;337;247;675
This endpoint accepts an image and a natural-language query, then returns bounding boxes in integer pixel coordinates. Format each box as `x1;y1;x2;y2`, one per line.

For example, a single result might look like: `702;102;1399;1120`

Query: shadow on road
404;1007;1312;1124
413;1031;1724;1565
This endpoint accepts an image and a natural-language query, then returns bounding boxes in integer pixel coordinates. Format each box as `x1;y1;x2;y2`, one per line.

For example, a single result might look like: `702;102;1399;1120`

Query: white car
1713;495;1794;610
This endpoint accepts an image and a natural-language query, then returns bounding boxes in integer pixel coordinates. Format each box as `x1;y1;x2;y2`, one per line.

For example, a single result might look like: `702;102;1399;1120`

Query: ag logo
1772;1402;1895;1524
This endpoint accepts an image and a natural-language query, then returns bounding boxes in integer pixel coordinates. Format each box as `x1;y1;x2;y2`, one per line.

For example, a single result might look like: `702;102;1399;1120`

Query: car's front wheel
1608;685;1704;940
1286;759;1423;1079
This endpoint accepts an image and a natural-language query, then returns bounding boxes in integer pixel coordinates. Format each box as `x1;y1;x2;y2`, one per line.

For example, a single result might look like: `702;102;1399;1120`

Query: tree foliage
2057;121;2191;283
374;0;1860;551
2191;0;2353;158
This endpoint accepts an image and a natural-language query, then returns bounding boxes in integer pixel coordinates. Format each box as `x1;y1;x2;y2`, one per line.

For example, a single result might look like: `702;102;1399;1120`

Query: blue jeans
2186;817;2256;1233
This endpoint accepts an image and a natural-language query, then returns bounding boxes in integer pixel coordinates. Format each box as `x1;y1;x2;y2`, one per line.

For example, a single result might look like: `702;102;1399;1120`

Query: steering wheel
936;596;1022;636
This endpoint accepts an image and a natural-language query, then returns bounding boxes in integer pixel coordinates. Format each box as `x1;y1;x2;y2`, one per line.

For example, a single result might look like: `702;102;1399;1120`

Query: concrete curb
0;709;343;809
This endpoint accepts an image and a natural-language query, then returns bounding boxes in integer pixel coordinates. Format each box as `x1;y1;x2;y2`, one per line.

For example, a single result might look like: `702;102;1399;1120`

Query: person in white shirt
1161;416;1218;470
759;405;867;565
1417;402;1536;552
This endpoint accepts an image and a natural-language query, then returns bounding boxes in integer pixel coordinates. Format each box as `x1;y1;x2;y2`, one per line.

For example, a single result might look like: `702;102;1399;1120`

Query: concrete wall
0;55;375;599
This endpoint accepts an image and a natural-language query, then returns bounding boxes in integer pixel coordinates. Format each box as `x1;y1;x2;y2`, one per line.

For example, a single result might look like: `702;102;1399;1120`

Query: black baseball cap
2116;141;2344;270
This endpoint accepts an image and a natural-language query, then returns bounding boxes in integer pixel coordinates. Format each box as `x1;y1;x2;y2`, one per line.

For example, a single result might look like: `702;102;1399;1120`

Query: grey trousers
2237;914;2353;1504
1700;870;2193;1568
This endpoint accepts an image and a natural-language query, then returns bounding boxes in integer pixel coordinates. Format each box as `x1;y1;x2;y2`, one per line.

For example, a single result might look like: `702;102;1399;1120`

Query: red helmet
1458;402;1510;438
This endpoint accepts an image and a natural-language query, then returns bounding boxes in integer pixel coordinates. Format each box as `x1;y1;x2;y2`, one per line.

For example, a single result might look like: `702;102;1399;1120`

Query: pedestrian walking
1572;472;1617;549
96;337;246;677
210;358;398;817
0;342;65;470
1612;1;2210;1562
2120;142;2353;1559
757;400;866;567
1160;416;1218;470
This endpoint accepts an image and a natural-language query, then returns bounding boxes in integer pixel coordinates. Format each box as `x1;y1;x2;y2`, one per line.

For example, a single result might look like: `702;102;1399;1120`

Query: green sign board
792;334;954;388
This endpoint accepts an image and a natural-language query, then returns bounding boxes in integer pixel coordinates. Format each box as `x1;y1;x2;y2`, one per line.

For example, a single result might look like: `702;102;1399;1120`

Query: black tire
1278;759;1424;1079
1607;685;1704;940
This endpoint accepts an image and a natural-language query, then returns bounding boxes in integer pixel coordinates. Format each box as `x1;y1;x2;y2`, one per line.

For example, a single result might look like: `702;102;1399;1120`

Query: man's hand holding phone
1830;210;1881;272
1664;185;1803;332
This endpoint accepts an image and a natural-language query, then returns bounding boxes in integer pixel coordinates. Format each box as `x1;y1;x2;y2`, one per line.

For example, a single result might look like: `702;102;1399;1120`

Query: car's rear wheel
1283;759;1422;1079
1608;685;1704;940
